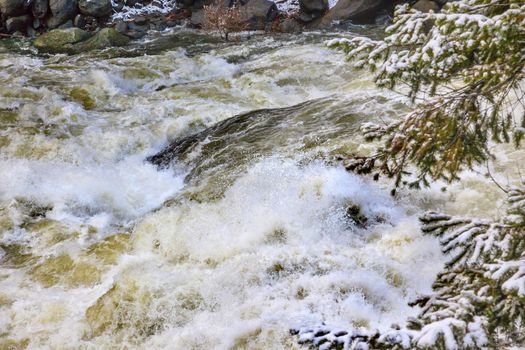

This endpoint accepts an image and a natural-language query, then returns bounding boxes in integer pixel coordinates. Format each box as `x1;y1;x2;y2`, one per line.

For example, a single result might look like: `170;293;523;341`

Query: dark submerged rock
47;0;79;28
412;0;440;12
78;0;113;18
178;0;195;8
276;17;303;32
298;0;328;22
33;27;128;53
311;0;391;27
345;204;368;228
26;25;36;37
74;13;86;28
127;21;147;32
31;0;48;19
73;27;129;52
33;28;91;53
133;15;147;25
114;20;128;33
5;14;30;33
33;18;42;28
190;8;204;26
240;0;279;30
58;19;74;28
124;29;146;39
0;0;28;17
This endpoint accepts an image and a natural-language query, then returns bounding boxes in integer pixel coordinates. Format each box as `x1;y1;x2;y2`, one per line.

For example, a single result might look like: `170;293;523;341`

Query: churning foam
0;35;449;349
0;155;183;230
0;158;444;349
126;159;443;349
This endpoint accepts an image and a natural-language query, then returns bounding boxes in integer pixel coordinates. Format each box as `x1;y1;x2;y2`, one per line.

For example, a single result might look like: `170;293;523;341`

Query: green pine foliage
328;0;525;187
294;1;525;349
293;185;525;349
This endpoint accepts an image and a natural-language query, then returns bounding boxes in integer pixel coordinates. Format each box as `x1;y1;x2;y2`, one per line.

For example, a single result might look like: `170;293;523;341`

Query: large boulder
190;8;204;26
299;0;328;22
47;0;79;28
72;27;129;52
239;0;278;30
0;0;28;17
412;0;440;12
33;27;129;54
34;28;91;53
5;14;30;33
31;0;48;18
78;0;112;18
275;17;303;32
312;0;389;27
192;0;213;9
177;0;195;8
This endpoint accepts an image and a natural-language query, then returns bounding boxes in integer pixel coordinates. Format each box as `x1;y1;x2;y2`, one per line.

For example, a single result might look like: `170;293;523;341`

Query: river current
0;29;519;349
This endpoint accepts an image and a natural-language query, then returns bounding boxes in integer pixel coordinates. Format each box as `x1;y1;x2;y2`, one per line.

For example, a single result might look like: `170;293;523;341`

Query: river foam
0;30;507;349
128;159;443;349
0;158;443;349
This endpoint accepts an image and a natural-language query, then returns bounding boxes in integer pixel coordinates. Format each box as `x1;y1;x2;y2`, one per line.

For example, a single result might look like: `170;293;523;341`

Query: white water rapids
0;30;520;349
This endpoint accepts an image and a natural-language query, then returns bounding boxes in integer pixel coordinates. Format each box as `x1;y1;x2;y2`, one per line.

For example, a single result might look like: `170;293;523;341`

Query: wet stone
31;0;48;18
85;233;131;264
33;28;91;53
85;281;164;339
345;204;368;228
58;19;74;29
78;0;112;18
0;0;28;17
133;15;147;25
5;14;31;33
30;254;101;288
114;20;128;33
74;14;86;28
0;244;37;268
128;22;147;32
48;0;79;28
69;87;96;110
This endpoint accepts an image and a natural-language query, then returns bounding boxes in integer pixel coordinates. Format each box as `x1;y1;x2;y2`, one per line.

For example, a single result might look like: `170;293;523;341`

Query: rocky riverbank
0;0;446;51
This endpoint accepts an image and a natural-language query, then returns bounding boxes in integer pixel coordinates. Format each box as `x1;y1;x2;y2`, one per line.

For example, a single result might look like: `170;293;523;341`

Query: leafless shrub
202;2;249;41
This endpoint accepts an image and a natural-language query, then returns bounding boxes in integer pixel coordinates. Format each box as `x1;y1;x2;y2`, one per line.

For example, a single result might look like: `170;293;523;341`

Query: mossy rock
12;198;52;220
85;233;131;264
69;87;96;110
0;109;18;125
0;135;10;148
345;203;368;228
0;338;30;350
30;254;101;288
295;287;308;300
21;219;79;248
265;227;287;244
33;28;92;54
72;28;129;53
0;244;37;268
0;293;14;307
0;215;13;232
30;254;75;287
85;281;163;338
385;269;405;288
122;68;162;80
67;262;101;287
175;289;204;311
33;28;129;54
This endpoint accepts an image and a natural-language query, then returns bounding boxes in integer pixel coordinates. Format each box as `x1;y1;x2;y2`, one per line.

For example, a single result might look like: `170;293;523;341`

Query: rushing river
0;28;519;349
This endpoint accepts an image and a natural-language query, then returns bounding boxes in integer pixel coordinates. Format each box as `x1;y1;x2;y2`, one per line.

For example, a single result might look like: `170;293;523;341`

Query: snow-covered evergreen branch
294;183;525;349
292;2;525;348
329;0;525;187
